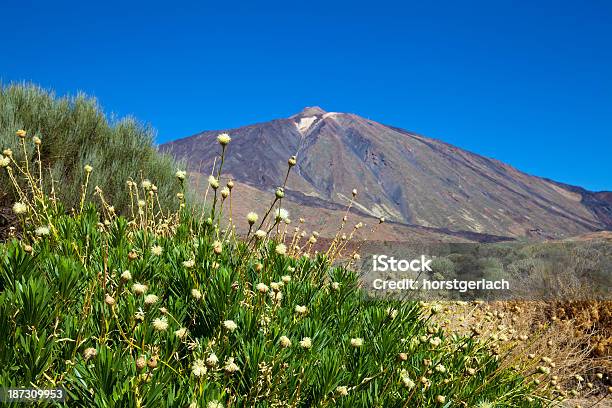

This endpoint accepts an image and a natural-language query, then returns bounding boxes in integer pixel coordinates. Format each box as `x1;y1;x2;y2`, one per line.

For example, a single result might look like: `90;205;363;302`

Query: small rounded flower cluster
247;212;258;225
35;226;50;236
223;357;239;373
133;283;148;295
275;208;289;221
152;317;168;331
299;337;312;349
279;336;292;348
192;359;207;377
208;175;220;189
223;320;238;332
0;155;10;167
217;133;231;146
295;305;308;315
13;202;27;215
350;337;364;348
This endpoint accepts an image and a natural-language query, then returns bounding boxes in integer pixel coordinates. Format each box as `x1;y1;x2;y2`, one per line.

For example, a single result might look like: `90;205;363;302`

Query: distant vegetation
359;240;611;301
0;83;180;213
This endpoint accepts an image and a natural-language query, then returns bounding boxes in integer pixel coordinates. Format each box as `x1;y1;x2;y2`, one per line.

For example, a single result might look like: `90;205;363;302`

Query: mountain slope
161;107;611;239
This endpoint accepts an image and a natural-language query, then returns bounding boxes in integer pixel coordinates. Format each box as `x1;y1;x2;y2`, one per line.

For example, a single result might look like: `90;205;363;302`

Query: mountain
160;107;612;239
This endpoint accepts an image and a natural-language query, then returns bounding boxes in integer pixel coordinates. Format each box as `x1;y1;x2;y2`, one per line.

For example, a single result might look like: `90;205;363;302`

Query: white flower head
429;337;442;347
175;327;188;338
208;175;219;189
83;347;97;361
141;179;152;189
121;270;132;281
223;320;238;332
84;164;93;173
144;294;159;305
400;370;415;389
132;283;148;295
281;275;291;283
206;353;219;366
152;317;168;331
299;337;312;349
35;226;50;236
217;133;231;146
256;283;269;293
275;208;289;221
191;288;203;300
275;243;287;255
135;308;145;321
247;212;259;225
175;170;187;180
192;359;207;377
279;335;292;348
295;305;308;315
255;230;267;239
0;155;10;167
12;202;27;214
224;357;239;373
207;401;224;408
269;290;283;303
183;259;195;268
151;245;163;256
350;338;364;348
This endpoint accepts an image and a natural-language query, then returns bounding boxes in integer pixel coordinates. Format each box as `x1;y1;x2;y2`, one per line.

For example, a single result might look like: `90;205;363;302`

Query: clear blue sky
2;0;611;191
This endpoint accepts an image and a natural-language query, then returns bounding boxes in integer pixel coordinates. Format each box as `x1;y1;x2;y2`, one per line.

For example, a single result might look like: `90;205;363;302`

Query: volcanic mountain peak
292;106;346;134
160;109;612;239
293;106;327;117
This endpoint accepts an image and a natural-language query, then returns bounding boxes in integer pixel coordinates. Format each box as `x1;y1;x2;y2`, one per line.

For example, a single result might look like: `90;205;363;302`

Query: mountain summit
160;110;611;239
292;106;327;117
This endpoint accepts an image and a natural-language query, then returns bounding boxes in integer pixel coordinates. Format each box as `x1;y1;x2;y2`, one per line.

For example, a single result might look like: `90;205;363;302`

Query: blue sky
2;0;611;191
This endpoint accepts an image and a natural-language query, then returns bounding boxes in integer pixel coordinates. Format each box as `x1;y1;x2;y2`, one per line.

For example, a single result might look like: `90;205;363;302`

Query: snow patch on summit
322;112;340;119
295;116;318;134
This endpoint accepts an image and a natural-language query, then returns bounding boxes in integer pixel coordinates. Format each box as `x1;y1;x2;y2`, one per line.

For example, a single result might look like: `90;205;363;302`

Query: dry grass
437;300;612;406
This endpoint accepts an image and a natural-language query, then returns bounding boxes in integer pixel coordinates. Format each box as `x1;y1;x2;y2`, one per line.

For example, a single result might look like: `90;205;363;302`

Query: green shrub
0;83;181;212
0;211;547;407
